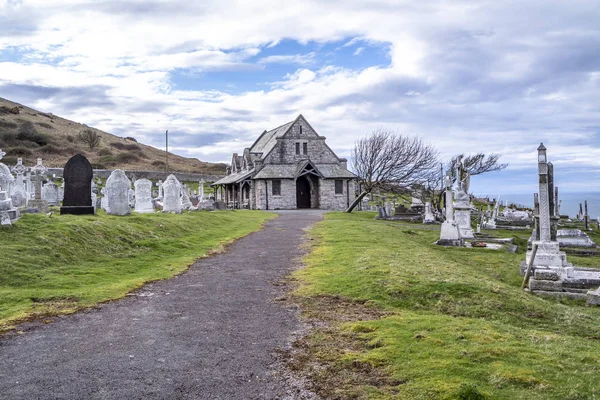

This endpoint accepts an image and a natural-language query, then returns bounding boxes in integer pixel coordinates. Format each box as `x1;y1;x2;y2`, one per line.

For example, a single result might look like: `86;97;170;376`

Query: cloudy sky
1;0;599;196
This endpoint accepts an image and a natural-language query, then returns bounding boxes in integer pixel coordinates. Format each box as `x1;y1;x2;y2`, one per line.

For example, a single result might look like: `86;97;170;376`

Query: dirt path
0;210;324;399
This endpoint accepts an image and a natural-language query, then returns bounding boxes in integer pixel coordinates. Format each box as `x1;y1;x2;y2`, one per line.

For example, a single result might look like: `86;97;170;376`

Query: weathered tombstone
423;202;435;224
10;158;28;207
27;158;48;212
162;174;182;213
100;187;109;212
105;169;131;216
438;175;462;246
198;179;205;200
42;182;60;206
134;178;154;213
60;154;94;215
157;180;163;199
181;190;193;210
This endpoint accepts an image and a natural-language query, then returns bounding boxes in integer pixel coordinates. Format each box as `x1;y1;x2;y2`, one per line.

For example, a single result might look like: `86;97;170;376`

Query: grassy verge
0;210;275;330
290;212;600;400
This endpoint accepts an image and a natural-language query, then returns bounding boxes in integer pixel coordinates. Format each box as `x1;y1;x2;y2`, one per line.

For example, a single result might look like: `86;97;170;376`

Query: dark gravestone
60;154;95;215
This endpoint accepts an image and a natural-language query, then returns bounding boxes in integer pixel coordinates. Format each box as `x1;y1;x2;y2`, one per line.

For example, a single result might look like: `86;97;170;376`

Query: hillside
0;97;226;175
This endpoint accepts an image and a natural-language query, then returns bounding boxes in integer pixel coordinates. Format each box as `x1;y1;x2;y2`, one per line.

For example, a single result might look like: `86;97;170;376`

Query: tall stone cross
32;158;48;201
537;144;551;241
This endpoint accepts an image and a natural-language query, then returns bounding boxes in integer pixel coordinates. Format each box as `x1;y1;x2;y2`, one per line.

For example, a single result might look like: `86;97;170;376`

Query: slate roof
253;165;296;179
252;163;357;179
314;164;358;179
249;121;294;156
213;169;254;185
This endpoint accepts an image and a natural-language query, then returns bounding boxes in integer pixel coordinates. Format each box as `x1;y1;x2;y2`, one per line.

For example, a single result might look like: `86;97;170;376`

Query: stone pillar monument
437;175;463;246
525;144;569;270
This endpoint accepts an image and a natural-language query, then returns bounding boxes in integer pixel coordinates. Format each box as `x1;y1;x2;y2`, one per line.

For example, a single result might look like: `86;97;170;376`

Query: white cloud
0;0;598;194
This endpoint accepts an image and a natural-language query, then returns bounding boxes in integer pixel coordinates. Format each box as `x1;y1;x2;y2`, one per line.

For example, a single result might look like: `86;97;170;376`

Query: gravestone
181;186;193;210
438;175;463;246
157;180;163;199
28;158;48;212
60;154;94;215
198;179;205;200
423;202;435;224
162;174;182;213
42;182;60;206
134;178;154;213
10;158;28;207
100;187;109;212
105;169;131;216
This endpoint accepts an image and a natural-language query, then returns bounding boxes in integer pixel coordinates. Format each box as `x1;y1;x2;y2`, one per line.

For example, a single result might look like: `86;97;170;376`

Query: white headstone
105;169;131;216
198;179;205;200
42;182;60;206
162;174;182;213
134;178;154;213
438;175;462;245
100;187;109;212
423;202;435;224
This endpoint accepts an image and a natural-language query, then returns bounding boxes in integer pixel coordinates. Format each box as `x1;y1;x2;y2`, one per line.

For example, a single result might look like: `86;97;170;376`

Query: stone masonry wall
319;179;355;210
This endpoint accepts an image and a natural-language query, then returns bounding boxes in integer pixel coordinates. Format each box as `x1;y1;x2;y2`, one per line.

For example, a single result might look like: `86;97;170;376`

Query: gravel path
0;210;324;399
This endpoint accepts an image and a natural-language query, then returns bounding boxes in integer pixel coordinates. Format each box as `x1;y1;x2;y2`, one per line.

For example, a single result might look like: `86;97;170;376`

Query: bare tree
346;129;438;212
78;129;101;150
448;153;507;179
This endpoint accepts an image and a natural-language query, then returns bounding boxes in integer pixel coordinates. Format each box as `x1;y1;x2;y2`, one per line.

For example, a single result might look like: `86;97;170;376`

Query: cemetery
1;142;599;400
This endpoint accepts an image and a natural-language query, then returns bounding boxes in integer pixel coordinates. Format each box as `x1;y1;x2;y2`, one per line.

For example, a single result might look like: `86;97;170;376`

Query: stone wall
252;178;355;211
319;179;354;210
48;168;222;183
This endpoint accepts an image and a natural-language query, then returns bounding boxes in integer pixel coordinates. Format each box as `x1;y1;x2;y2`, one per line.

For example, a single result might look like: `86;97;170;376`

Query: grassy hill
0;97;226;175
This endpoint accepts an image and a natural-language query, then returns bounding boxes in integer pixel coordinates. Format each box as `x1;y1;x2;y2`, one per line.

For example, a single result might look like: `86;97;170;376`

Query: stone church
213;115;357;210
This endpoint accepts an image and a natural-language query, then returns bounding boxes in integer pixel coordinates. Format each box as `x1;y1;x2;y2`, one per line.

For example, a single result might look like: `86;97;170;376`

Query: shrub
115;153;140;163
66;135;75;143
124;143;141;151
152;160;165;168
110;142;126;150
77;129;101;150
36;122;54;130
10;147;33;156
0;119;17;129
124;136;137;142
98;148;113;156
40;144;62;154
16;121;49;146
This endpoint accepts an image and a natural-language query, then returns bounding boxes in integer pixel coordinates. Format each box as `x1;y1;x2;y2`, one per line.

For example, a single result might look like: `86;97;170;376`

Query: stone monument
525;144;570;271
162;174;182;213
438;175;463;246
10;158;28;207
134;178;154;213
105;169;131;216
60;154;95;215
198;179;205;201
453;156;474;238
27;158;48;212
423;201;436;224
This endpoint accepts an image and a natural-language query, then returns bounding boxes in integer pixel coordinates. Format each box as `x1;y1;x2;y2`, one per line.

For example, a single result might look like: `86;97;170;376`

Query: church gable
262;116;341;165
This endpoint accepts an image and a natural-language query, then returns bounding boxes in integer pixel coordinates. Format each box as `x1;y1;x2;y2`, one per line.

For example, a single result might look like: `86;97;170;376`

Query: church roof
253;163;357;179
249;120;294;157
213;169;254;185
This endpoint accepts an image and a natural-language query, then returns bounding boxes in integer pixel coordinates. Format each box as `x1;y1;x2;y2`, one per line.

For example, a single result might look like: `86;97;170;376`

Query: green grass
291;212;600;400
0;210;274;329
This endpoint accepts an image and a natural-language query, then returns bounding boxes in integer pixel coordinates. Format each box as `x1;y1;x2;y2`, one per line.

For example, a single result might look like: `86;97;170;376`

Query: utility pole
165;129;169;173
